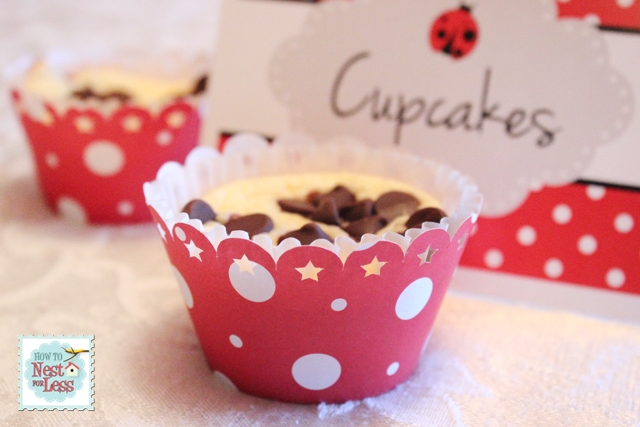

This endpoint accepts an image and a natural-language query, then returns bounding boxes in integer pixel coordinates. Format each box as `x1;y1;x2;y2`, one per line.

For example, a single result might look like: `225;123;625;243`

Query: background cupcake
8;50;208;224
144;133;482;403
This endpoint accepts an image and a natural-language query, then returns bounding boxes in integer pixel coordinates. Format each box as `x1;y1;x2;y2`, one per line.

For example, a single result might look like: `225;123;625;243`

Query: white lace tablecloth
1;2;640;426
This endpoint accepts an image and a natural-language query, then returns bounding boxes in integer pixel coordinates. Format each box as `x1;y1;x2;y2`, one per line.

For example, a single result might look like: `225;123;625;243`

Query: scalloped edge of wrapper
8;51;207;224
144;133;482;403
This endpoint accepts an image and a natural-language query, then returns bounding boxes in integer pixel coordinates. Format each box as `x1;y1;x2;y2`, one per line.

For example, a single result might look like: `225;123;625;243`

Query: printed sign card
204;0;640;314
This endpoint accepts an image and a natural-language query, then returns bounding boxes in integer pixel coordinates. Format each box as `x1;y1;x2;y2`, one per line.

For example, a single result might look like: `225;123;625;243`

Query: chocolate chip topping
71;87;131;103
306;191;323;206
317;185;356;210
374;191;420;221
182;199;216;223
278;223;332;245
278;199;316;216
192;74;208;95
405;207;447;230
340;199;374;222
225;214;274;238
310;198;342;226
187;181;444;245
344;216;388;239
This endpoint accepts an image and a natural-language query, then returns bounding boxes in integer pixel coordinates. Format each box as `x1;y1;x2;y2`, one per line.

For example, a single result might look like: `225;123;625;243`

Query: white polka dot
172;265;193;308
117;200;134;216
292;354;341;391
229;335;243;348
395;277;433;321
228;261;276;303
577;235;598;255
544;258;564;279
616;0;635;8
552;204;572;225
516;225;537;246
331;298;347;311
584;13;601;26
83;140;125;177
484;249;504;269
156;130;173;146
614;213;634;234
606;268;626;288
57;197;87;224
174;227;187;242
586;185;606;201
386;362;400;376
45;152;59;168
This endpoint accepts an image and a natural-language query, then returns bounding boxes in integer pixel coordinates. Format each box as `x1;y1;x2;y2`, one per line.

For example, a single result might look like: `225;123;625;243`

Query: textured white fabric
1;1;640;426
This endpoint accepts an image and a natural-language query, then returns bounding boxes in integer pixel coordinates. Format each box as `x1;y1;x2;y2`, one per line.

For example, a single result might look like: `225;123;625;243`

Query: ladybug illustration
430;5;479;59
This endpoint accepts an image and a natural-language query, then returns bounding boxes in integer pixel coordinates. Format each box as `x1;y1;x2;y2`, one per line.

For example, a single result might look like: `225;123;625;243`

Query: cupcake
8;51;208;224
144;133;482;403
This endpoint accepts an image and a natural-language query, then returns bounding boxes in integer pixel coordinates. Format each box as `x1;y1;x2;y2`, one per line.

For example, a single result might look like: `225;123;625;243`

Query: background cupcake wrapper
12;90;201;224
8;51;208;224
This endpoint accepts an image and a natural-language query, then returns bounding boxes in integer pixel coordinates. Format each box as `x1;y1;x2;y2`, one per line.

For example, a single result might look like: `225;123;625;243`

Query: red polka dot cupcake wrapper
143;134;482;403
10;89;202;224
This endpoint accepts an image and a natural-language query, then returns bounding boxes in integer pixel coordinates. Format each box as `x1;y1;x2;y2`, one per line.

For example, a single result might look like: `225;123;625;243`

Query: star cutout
418;246;438;265
184;240;203;261
166;111;186;128
233;255;255;274
74;116;94;133
122;115;142;133
361;256;387;277
296;261;323;281
157;223;166;241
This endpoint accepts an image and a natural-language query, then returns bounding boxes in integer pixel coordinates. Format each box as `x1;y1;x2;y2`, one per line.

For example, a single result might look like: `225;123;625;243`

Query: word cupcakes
144;134;482;403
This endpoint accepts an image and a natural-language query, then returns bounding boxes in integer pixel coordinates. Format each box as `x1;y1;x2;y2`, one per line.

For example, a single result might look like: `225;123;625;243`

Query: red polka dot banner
461;181;640;296
557;0;640;31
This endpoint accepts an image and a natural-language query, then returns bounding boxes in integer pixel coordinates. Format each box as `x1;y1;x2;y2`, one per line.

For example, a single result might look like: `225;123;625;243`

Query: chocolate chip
71;87;97;100
319;185;356;210
192;75;208;95
182;199;216;223
71;87;130;102
310;198;341;226
405;207;447;229
340;199;374;222
277;223;331;245
278;199;316;216
374;191;420;220
225;213;273;238
344;215;388;239
306;191;323;206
